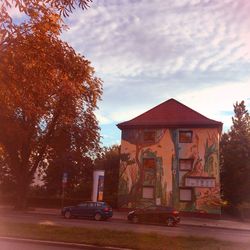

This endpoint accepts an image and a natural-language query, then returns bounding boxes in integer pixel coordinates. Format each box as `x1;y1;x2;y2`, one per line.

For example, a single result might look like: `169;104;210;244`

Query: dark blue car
61;201;113;221
127;205;180;226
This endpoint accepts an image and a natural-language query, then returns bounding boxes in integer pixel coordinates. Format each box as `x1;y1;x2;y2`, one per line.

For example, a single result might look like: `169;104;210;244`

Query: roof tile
117;98;222;129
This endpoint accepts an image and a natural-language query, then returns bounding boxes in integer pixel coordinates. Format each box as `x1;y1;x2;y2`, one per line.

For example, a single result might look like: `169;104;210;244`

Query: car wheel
94;213;102;221
64;211;72;219
132;216;139;224
166;217;175;227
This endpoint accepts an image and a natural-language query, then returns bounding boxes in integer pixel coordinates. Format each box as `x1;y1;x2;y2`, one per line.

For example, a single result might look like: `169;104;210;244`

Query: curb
179;223;250;233
0;236;132;250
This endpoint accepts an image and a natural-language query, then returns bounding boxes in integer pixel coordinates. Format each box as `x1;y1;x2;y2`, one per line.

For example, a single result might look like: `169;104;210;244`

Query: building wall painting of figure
118;128;221;214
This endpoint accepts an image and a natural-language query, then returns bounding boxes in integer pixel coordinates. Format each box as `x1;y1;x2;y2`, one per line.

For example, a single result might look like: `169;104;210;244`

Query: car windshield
78;203;87;207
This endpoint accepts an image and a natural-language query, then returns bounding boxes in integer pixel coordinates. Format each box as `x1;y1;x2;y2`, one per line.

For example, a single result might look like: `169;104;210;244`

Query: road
0;212;250;243
0;237;117;250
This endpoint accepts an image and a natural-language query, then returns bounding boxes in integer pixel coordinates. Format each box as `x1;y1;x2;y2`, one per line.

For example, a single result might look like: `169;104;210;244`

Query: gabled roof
117;98;222;129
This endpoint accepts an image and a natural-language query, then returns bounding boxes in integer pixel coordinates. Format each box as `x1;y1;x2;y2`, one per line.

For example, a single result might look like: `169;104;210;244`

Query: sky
60;0;250;146
10;0;250;147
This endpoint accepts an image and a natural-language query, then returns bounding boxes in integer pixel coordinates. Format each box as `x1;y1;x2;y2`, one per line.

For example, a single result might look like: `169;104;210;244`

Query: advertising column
92;170;105;202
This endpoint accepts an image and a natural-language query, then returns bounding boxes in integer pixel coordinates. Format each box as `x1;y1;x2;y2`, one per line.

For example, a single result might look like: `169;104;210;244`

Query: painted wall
118;128;221;214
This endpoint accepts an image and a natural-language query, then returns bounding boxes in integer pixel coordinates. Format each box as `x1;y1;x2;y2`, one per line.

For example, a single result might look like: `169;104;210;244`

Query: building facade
117;99;222;215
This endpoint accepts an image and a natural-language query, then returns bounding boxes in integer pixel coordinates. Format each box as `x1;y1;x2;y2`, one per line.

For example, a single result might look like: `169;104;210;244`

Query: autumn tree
1;1;92;32
0;0;102;209
220;101;250;207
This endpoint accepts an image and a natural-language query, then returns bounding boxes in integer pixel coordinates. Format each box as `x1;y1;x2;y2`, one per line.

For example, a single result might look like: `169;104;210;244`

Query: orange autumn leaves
0;0;92;45
0;0;102;208
0;32;102;121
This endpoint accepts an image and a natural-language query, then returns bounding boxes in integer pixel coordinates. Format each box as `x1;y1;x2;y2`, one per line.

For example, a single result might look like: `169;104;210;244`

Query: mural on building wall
118;128;221;214
169;129;180;208
175;129;221;214
118;129;168;208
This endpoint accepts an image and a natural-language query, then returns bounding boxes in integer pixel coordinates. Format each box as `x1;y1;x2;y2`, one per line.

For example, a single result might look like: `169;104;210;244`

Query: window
142;158;156;198
179;131;193;143
143;131;155;143
143;158;156;169
142;187;154;199
143;158;156;186
179;159;193;171
179;159;193;187
179;188;192;202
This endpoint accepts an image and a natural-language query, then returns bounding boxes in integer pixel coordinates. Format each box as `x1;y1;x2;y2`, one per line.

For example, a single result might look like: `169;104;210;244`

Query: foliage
42;123;96;199
0;0;102;209
220;101;250;207
0;145;15;194
204;138;217;174
0;0;92;44
95;145;120;207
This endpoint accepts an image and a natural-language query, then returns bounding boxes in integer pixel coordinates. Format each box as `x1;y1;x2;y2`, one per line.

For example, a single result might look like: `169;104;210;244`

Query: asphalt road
0;212;250;244
0;238;117;250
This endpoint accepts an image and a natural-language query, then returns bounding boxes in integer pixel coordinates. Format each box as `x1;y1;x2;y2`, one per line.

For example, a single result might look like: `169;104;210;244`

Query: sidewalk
1;205;250;232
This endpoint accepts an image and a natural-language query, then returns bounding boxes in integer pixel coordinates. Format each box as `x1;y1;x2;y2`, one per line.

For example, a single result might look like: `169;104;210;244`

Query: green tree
220;101;250;207
0;0;102;209
42;123;96;200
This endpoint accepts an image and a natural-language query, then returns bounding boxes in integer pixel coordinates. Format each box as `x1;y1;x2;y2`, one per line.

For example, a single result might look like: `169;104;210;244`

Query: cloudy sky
12;0;250;146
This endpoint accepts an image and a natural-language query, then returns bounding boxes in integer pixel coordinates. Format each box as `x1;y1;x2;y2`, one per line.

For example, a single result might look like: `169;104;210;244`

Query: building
117;98;223;215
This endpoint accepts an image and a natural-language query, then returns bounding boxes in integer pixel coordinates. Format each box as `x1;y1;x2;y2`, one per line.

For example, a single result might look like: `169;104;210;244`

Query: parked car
127;205;180;226
61;201;113;221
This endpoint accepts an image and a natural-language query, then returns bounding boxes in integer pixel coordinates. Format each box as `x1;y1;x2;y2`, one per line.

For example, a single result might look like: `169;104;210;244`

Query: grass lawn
0;222;249;250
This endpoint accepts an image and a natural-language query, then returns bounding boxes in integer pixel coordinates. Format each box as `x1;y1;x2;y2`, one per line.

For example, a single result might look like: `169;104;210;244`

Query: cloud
94;111;111;125
176;79;250;130
7;6;23;19
61;0;250;145
63;0;250;79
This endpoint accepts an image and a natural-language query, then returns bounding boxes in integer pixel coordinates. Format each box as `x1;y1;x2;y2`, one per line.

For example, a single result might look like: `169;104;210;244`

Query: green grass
0;222;249;250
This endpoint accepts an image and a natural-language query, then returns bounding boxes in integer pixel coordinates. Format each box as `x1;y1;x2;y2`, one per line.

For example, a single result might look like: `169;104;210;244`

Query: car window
146;206;156;210
87;202;95;208
135;202;154;209
166;207;174;212
78;203;87;207
158;206;173;211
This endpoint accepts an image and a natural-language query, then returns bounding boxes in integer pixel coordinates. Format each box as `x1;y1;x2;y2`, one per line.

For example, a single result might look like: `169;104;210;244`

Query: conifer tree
221;101;250;206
